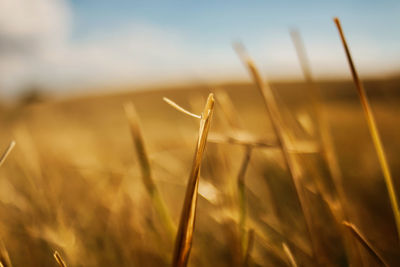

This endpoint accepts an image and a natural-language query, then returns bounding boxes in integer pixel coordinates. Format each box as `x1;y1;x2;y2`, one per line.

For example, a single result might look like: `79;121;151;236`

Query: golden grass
171;94;214;267
290;29;364;265
334;17;400;241
0;18;399;267
0;143;14;267
243;228;254;267
124;102;176;240
53;251;67;267
0;240;12;267
208;133;277;148
237;146;252;259
342;221;389;267
234;42;320;261
0;141;15;168
282;242;298;267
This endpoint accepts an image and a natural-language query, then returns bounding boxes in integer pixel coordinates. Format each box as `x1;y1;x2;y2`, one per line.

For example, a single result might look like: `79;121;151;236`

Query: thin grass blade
124;102;176;239
234;42;320;260
0;141;15;168
53;251;67;267
342;221;389;267
334;17;400;241
282;242;298;267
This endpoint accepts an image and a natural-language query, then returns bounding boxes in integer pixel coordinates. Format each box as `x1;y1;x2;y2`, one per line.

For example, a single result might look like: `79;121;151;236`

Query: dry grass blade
290;28;346;213
172;94;214;267
208;132;277;148
234;42;320;260
215;90;242;130
163;97;201;119
291;29;364;265
0;240;12;267
282;243;298;267
53;251;67;267
0;141;16;168
342;221;389;267
124;102;175;239
237;147;252;258
334;17;400;241
289;30;313;82
243;229;254;267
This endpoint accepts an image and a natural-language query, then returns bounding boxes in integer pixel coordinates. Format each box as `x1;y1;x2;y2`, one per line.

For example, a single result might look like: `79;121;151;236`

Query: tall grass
0;142;15;267
0;239;12;267
0;17;398;267
334;17;400;241
282;242;298;267
342;221;389;267
233;43;321;262
124;102;176;240
53;251;67;267
290;29;364;265
237;146;252;260
0;141;15;168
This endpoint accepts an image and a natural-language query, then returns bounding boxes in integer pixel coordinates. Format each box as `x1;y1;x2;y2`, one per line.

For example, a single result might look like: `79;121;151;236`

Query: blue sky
69;0;399;40
0;0;399;97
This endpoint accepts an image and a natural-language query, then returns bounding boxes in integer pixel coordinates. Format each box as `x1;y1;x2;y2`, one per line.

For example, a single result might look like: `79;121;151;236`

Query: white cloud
0;0;70;96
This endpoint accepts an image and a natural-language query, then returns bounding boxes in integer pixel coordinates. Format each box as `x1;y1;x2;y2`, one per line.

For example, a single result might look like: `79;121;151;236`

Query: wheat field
0;73;399;266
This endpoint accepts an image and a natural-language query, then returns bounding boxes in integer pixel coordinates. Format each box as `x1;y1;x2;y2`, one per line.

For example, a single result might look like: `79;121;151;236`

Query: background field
0;77;399;266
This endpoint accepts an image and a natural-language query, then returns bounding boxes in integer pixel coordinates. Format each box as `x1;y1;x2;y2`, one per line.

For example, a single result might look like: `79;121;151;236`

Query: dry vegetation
0;19;399;266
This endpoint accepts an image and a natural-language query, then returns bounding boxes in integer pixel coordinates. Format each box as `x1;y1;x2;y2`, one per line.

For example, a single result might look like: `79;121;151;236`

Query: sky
0;0;399;97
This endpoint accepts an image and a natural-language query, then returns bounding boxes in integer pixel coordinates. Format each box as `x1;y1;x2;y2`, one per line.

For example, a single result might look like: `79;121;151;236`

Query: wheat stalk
170;94;214;267
290;28;347;214
214;90;242;130
124;102;176;240
234;42;320;260
0;240;12;267
208;132;277;148
53;251;67;267
342;221;389;267
243;228;254;267
0;143;15;267
290;29;365;265
282;242;298;267
0;141;15;168
334;17;400;241
237;146;252;259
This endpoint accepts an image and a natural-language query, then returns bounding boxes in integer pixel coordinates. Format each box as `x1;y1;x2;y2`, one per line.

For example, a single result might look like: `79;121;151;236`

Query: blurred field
0;77;399;266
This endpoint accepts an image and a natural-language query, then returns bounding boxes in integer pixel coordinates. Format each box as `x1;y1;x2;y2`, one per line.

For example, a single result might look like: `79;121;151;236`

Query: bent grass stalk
170;94;214;267
124;102;176;240
234;43;320;259
334;17;400;241
53;251;67;267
